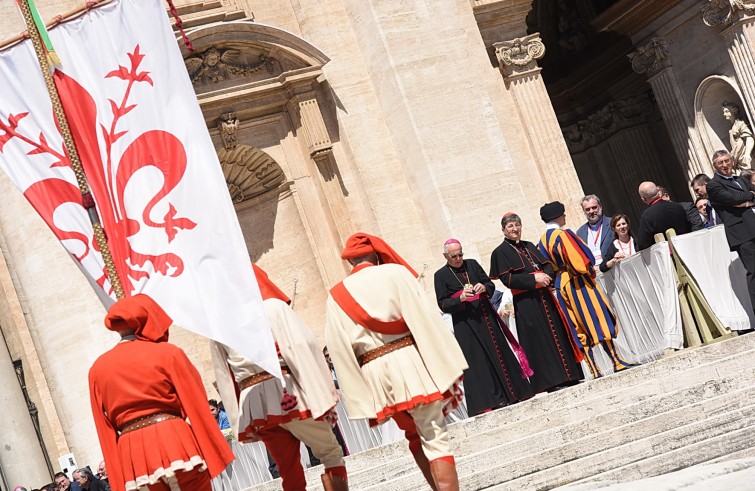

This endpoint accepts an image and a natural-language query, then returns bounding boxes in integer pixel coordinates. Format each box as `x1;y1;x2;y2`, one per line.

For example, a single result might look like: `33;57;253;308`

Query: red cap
252;263;291;304
105;294;172;342
341;232;418;277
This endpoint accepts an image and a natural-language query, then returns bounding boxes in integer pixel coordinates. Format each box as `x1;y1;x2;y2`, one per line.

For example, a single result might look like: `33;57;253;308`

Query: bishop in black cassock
434;239;532;416
489;213;583;393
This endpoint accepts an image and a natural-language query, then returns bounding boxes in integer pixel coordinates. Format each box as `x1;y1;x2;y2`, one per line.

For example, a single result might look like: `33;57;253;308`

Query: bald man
636;181;690;250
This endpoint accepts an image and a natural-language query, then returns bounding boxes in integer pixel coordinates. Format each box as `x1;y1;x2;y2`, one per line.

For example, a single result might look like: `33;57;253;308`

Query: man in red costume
211;264;348;491
88;294;234;491
325;233;468;491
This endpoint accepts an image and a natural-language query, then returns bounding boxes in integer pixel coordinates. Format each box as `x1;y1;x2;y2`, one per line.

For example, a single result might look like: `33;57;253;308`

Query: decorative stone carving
185;47;279;84
215;114;285;203
217;112;239;150
629;38;670;75
562;93;655;151
494;33;545;75
702;0;755;26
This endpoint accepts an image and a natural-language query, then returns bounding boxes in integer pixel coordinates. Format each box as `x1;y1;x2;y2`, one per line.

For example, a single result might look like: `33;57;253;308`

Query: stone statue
218;112;239;150
722;101;754;170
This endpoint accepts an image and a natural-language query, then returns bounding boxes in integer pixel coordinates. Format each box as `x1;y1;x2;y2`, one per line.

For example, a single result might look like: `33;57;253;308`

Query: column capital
702;0;755;27
629;37;671;76
493;33;545;77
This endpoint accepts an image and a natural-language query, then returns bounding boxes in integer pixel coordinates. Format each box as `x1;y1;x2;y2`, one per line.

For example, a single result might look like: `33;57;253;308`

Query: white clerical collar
546;222;560;230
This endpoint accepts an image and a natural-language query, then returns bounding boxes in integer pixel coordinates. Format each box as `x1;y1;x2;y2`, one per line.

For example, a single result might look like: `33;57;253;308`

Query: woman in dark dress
434;239;533;416
489;213;584;394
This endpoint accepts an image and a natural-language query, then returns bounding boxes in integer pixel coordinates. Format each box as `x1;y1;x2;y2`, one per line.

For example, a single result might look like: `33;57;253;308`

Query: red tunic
89;339;234;491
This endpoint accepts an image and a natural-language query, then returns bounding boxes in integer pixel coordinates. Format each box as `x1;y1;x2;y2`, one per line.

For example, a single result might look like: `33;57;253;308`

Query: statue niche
217;113;285;203
722;101;754;170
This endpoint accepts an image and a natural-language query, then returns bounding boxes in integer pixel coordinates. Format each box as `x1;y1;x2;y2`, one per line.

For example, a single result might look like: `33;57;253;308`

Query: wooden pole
16;0;126;299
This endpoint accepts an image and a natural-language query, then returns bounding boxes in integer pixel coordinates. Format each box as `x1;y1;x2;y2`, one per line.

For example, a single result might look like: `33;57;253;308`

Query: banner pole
16;0;126;299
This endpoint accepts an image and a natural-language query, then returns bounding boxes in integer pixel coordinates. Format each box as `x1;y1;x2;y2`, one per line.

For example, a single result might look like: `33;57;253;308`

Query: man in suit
659;185;705;232
636;181;691;250
691;173;724;227
706;150;755;318
576;194;612;266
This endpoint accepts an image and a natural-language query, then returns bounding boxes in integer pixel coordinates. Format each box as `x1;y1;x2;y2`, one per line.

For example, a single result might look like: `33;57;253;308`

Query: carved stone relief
217;113;285;203
494;33;545;76
562;93;655;152
629;38;670;75
185;46;280;84
702;0;755;26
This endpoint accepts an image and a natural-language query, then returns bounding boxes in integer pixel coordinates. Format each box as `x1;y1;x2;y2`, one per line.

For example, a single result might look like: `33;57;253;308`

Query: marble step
344;373;755;490
553;458;755;491
363;383;755;490
246;334;755;490
544;429;755;491
347;335;755;476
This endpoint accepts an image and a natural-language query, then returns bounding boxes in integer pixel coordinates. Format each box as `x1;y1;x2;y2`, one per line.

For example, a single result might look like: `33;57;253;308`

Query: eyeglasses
448;253;463;259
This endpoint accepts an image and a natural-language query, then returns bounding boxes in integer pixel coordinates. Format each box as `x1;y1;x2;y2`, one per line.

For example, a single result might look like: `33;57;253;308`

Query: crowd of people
15;149;755;491
19;463;110;491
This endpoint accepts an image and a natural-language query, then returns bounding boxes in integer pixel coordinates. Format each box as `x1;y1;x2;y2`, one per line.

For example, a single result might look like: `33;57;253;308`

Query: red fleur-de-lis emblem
0;45;198;296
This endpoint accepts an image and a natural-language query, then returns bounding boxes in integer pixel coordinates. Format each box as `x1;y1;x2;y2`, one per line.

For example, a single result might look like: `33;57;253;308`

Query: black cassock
434;259;533;416
489;238;584;393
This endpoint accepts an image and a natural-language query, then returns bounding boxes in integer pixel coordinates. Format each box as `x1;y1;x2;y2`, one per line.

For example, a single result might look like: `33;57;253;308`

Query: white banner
0;0;278;375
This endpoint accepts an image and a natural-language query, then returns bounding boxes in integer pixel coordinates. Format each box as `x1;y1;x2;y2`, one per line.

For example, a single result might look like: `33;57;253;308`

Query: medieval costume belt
119;412;181;435
358;335;415;366
239;366;290;391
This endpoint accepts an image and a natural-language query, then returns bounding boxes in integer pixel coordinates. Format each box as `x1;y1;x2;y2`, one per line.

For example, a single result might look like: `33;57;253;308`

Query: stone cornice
592;0;683;37
702;0;755;26
493;33;545;76
628;37;670;75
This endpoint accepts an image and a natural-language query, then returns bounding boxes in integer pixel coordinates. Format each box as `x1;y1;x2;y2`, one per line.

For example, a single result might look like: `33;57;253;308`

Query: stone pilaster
494;33;585;224
284;94;350;287
704;1;755;123
629;37;710;178
291;94;333;161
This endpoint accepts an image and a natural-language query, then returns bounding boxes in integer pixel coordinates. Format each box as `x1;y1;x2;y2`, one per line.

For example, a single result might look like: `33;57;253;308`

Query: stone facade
3;0;752;487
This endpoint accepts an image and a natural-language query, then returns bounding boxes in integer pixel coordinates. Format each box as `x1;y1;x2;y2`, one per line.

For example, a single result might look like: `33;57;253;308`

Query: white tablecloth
670;225;753;331
594;241;681;374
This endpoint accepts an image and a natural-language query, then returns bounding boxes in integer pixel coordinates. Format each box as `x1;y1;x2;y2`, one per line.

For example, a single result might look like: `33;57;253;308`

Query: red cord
165;0;194;52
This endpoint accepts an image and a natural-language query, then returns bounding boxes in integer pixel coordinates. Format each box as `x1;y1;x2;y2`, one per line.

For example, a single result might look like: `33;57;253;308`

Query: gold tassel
46;50;61;66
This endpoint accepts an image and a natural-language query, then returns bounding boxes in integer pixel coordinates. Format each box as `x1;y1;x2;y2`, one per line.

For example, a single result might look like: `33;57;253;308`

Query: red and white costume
88;295;233;491
211;265;347;491
325;233;467;490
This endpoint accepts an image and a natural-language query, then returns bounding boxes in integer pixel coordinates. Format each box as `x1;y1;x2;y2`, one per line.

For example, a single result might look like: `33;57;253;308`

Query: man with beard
576;195;612;267
538;202;636;378
434;238;533;415
489;213;584;393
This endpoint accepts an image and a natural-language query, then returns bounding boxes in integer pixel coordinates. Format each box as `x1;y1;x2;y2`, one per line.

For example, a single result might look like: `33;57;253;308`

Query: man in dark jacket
636;181;691;250
706;150;755;317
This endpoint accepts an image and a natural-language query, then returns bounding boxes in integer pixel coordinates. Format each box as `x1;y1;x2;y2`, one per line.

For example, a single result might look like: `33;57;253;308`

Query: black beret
539;201;565;222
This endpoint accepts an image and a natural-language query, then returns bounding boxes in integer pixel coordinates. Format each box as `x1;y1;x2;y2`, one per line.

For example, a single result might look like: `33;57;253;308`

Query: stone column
629;37;710;179
494;33;585;224
704;1;755;119
0;343;51;486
